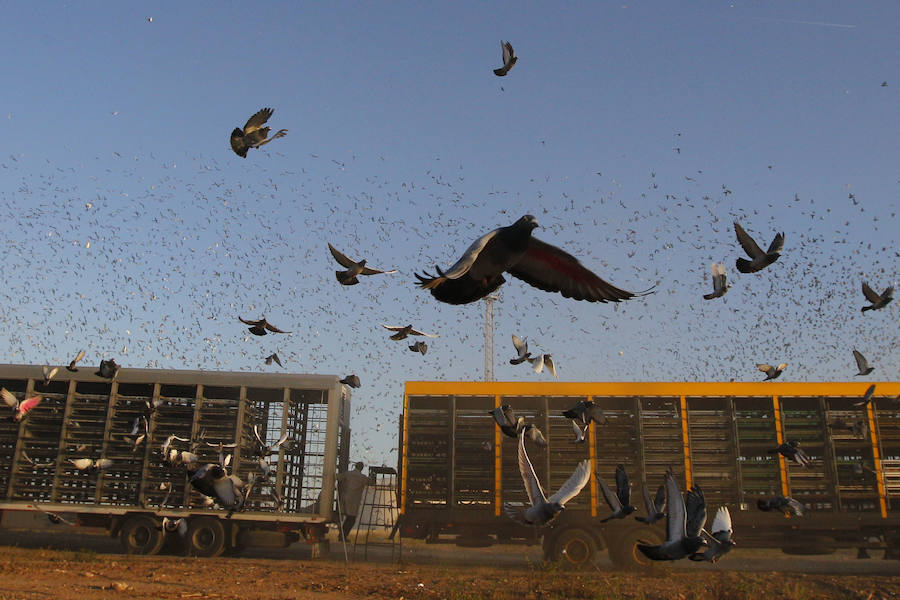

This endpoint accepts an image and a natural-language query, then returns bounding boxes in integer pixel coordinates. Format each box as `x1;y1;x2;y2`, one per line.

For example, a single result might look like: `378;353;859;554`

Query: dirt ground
0;530;898;600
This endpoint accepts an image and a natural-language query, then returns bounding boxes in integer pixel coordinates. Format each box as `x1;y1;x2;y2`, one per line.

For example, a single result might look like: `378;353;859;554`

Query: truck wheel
119;514;165;555
549;528;599;569
187;517;227;557
609;525;663;568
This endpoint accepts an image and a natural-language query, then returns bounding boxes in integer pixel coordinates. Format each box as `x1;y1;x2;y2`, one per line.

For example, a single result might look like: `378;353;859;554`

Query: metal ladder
353;465;400;562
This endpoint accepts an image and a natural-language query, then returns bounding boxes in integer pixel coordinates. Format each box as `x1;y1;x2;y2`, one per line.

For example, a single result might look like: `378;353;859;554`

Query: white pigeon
503;429;590;526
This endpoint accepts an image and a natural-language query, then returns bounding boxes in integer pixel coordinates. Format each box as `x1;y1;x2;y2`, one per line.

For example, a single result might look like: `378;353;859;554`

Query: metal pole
484;295;497;382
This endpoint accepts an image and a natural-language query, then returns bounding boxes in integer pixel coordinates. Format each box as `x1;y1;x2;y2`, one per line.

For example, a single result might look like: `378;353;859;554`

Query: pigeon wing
264;322;290;334
408;328;439;338
511;335;527;359
359;264;397;275
711;506;732;536
598;477;622;512
757;363;773;374
787;497;805;516
239;316;265;327
509;237;651;303
18;396;41;415
615;465;631;506
547;459;591;507
853;350;869;373
544;355;558;379
432;227;503;281
734;222;765;259
243;108;273;135
501;41;513;64
664;471;686;543
653;483;667;513
861;282;882;303
516;430;546;506
328;243;357;268
766;232;785;254
1;388;17;408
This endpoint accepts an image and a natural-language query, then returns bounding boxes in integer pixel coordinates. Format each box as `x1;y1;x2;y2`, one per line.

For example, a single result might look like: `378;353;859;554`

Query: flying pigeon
493;40;517;76
769;440;810;468
382;324;438;341
523;423;548;447
41;365;59;385
702;262;730;299
1;388;41;422
690;506;735;563
509;334;531;365
95;358;120;379
69;458;113;473
598;465;637;522
252;424;289;457
189;464;247;511
757;496;804;516
230;108;288;158
570;419;588;444
340;374;361;388
637;471;707;560
529;354;557;378
503;429;590;526
860;282;893;312
415;215;654;305
854;384;877;407
733;222;784;273
328;243;398;285
852;350;874;376
264;353;283;367
635;482;667;525
757;363;787;381
239;317;291;336
67;350;86;372
563;400;606;430
489;405;524;438
121;417;149;452
408;341;428;355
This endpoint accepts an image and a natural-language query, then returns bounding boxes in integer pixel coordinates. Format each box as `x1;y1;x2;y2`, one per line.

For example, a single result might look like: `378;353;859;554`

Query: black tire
119;514;165;555
187;516;227;557
547;528;599;569
609;525;663;568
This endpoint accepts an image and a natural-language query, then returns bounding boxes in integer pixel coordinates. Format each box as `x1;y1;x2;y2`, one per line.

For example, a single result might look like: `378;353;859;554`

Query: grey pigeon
340;374;361;389
230;108;288;158
854;384;877;407
239;316;291;336
690;506;734;562
570;419;588;444
757;496;804;516
415;215;654;305
67;349;86;372
95;358;120;379
489;405;524;438
503;429;590;526
189;464;245;511
264;353;283;367
409;341;428;355
757;362;787;381
852;350;874;376
598;464;637;522
563;400;605;428
635;482;666;525
509;334;532;365
382;324;438;341
637;472;707;560
528;353;557;378
328;243;398;285
860;282;893;312
734;222;784;273
493;40;517;76
702;262;731;300
523;423;548;447
769;440;810;468
252;424;289;457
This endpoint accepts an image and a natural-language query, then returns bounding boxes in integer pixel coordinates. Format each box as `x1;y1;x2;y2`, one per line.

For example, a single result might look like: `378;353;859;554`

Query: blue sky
1;2;897;464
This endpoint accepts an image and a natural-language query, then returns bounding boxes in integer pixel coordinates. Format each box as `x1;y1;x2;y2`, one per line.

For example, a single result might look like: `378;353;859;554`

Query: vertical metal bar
183;384;203;508
866;400;888;518
729;397;745;508
493;394;502;517
543;395;551;498
401;390;410;515
449;395;456;508
320;382;342;521
274;387;289;506
50;379;78;503
95;380;118;504
820;396;842;512
635;396;645;484
232;386;247;480
773;395;790;497
680;395;692;489
587;395;597;518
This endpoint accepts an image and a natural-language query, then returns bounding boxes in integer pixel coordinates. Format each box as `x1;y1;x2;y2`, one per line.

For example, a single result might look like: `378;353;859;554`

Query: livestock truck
398;381;900;568
0;364;350;556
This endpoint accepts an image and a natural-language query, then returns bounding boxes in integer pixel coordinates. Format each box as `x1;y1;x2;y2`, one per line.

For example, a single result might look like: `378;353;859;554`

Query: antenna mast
484;294;498;381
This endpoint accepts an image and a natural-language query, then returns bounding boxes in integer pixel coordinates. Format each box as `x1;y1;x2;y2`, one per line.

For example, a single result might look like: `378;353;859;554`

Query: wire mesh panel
733;397;781;502
825;396;879;512
97;382;152;506
687;397;739;508
452;396;494;508
639;397;684;488
282;388;330;514
781;397;834;512
405;396;451;508
53;381;113;505
6;379;65;502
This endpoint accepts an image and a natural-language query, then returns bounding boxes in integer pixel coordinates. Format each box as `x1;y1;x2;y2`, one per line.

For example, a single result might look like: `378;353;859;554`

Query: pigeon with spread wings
230;108;288;158
1;388;41;422
239;317;291;336
703;262;730;299
415;215;654;305
734;222;784;273
757;363;787;381
328;243;398;285
382;324;438;341
861;282;893;312
493;40;518;76
503;429;590;526
67;350;86;372
852;350;874;376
